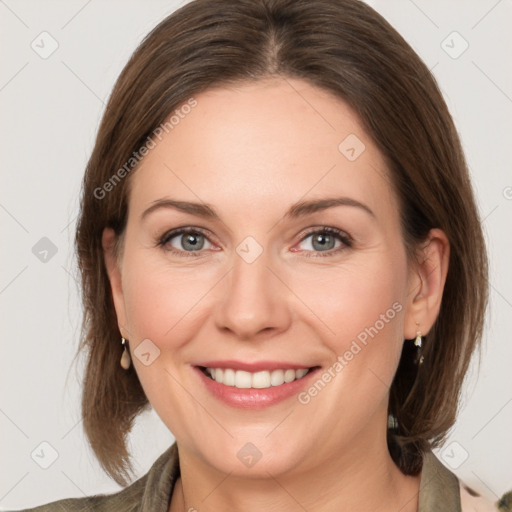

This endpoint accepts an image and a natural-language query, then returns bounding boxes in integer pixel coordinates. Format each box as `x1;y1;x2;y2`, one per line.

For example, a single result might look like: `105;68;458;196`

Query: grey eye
168;231;212;252
299;232;342;252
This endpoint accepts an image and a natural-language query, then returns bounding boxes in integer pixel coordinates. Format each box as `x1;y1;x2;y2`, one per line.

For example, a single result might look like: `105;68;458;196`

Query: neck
169;421;421;512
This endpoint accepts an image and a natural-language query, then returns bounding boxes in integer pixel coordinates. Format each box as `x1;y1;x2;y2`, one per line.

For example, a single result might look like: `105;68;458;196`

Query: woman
13;0;509;510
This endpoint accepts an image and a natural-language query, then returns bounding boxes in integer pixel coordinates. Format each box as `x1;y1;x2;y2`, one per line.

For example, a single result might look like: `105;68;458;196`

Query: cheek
119;253;221;425
302;258;405;338
301;252;407;416
290;252;408;442
121;244;219;343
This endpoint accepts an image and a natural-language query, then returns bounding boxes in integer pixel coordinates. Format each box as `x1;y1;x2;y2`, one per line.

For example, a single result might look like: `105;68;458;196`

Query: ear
102;227;128;336
403;228;450;339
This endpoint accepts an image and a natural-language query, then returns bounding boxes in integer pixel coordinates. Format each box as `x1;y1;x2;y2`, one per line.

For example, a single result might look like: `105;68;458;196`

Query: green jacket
10;443;506;511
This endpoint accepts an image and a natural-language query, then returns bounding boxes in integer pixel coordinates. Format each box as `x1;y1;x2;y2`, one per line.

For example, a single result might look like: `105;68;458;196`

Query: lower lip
194;366;320;409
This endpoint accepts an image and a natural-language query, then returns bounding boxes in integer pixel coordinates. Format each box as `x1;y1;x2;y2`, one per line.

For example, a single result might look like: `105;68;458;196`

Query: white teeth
252;371;271;389
235;370;252;388
284;369;296;383
296;369;308;379
223;368;236;386
270;369;285;386
204;367;311;389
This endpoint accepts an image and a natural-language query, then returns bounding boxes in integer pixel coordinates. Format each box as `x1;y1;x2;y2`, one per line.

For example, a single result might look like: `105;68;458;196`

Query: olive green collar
418;450;461;511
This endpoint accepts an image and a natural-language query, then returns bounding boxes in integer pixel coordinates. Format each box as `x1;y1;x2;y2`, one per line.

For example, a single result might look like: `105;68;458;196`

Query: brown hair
75;0;488;485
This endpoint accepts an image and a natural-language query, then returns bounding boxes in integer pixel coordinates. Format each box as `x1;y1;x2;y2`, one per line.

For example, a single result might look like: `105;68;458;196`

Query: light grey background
1;0;511;509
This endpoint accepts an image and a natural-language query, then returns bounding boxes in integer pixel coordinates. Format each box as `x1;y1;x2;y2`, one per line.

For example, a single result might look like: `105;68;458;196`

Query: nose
214;247;292;341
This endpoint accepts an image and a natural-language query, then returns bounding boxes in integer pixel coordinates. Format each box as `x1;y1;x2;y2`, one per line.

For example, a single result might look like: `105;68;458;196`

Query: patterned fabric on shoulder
459;482;512;512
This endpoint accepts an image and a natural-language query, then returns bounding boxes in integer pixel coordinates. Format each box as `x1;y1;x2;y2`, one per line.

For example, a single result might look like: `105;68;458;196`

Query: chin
190;434;308;477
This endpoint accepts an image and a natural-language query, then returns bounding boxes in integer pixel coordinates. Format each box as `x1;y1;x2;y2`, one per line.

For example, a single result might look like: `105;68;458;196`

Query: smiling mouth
198;366;319;389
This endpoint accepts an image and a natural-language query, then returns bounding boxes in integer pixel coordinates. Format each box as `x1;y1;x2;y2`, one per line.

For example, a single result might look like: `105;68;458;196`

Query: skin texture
103;77;449;512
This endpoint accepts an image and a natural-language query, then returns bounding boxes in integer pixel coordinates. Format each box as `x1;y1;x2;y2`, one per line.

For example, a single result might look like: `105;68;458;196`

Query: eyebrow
140;196;375;222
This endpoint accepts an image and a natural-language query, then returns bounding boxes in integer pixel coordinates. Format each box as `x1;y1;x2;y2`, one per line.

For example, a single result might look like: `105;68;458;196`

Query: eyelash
298;227;353;258
157;226;353;258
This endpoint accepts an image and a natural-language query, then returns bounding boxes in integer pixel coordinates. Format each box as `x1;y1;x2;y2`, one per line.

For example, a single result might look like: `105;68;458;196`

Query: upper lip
195;360;316;372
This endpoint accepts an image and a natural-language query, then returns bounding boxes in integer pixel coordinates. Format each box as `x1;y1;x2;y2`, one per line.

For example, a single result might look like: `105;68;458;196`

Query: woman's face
105;77;426;476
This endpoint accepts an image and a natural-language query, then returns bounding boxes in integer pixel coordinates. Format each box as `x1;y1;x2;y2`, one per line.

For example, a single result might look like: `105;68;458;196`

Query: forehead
129;77;396;221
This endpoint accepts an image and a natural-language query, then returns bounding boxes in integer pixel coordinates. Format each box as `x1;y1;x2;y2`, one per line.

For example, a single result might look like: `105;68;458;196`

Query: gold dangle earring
414;329;424;365
120;337;131;370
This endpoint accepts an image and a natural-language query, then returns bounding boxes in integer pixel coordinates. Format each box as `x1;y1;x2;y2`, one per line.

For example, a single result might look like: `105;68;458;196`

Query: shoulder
420;450;510;512
460;483;511;512
8;443;180;512
8;477;147;512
